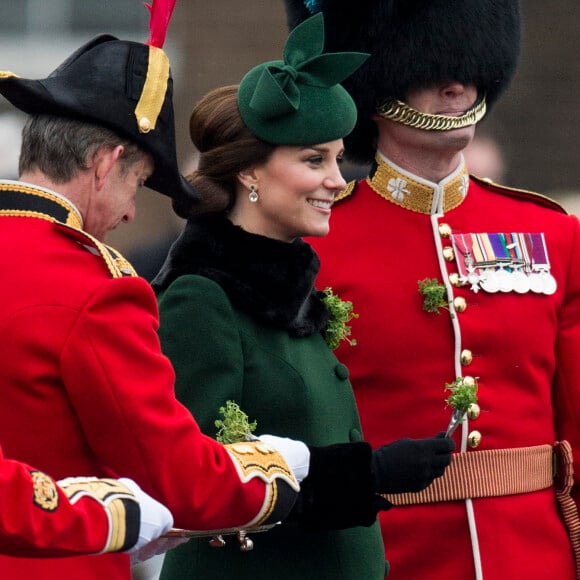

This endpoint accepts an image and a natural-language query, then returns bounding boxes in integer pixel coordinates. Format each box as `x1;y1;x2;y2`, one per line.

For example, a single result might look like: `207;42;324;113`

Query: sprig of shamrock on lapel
322;287;359;350
418;278;449;315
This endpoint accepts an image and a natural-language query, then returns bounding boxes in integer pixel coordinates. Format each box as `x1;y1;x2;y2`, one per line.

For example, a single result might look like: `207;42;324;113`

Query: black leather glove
290;442;392;530
372;433;455;494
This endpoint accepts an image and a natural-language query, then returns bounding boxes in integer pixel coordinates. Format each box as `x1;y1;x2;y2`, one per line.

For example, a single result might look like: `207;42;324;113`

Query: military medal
451;233;481;292
505;234;530;293
528;272;544;293
529;271;557;295
525;233;557;295
486;234;513;292
473;233;502;293
451;231;556;295
479;268;500;293
540;272;557;295
496;268;513;292
511;267;530;293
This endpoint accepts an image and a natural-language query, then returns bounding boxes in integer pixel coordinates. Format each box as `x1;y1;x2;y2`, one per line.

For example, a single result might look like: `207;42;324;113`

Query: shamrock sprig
445;377;479;414
418;278;449;315
444;377;479;437
322;287;358;350
215;400;257;444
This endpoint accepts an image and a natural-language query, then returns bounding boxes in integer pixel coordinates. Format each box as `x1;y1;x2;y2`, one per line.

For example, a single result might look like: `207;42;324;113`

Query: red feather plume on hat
145;0;176;48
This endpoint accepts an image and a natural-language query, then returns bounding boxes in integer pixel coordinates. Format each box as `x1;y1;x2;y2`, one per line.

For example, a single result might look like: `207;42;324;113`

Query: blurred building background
1;0;579;269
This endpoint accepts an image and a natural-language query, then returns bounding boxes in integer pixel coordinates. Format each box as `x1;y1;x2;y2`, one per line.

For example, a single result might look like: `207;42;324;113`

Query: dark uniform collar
0;180;83;228
0;179;139;279
366;152;469;215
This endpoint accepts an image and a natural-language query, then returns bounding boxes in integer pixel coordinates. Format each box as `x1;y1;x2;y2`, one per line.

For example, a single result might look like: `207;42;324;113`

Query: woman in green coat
153;14;454;580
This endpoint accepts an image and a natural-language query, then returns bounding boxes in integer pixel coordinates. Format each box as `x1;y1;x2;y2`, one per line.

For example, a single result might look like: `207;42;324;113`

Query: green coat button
335;364;349;380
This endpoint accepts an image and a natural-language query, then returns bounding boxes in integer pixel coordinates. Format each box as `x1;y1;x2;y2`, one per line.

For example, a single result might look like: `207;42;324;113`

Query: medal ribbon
529;233;550;271
451;233;474;276
489;233;511;265
449;232;551;292
505;233;519;261
472;234;490;266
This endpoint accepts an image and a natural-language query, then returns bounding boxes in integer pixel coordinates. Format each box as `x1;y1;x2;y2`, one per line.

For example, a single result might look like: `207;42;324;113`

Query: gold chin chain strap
377;96;487;131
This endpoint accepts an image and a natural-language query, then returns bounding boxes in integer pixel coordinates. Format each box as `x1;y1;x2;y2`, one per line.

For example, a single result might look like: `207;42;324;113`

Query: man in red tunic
0;16;300;580
285;1;580;579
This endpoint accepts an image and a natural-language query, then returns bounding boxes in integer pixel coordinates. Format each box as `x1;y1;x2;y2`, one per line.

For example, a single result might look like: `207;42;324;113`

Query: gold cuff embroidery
58;477;138;553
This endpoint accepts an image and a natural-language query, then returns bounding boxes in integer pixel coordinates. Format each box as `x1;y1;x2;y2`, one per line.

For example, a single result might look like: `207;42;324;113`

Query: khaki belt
383;444;554;505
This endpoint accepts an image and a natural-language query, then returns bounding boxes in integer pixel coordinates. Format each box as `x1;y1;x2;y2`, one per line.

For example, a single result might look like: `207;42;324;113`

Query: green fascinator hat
237;13;369;145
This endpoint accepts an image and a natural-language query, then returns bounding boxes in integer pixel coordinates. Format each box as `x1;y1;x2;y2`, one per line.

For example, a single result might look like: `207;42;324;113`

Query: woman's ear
237;167;258;191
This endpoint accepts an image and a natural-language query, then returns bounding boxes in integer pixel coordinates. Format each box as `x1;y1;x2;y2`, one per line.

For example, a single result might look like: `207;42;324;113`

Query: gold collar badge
367;155;469;214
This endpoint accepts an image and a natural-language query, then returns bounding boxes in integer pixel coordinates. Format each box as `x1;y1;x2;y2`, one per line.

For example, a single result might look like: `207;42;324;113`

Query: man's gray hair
19;115;144;183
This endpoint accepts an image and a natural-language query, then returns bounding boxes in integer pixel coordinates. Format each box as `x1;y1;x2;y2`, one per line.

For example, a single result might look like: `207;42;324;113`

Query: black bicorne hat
284;0;521;165
0;1;198;203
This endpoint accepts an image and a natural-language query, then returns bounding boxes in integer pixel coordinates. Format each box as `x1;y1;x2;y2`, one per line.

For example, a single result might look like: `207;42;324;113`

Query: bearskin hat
284;0;521;164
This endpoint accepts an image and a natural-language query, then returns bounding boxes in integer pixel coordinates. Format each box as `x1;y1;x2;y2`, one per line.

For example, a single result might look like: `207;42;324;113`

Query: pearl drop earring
248;184;259;203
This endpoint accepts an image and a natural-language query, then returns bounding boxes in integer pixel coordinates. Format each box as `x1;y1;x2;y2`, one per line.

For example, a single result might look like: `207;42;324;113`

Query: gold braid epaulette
55;223;138;278
0;182;83;228
0;182;138;278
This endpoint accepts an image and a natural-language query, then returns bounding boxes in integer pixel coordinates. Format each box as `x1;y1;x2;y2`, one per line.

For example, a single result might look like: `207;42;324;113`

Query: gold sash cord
383;442;580;579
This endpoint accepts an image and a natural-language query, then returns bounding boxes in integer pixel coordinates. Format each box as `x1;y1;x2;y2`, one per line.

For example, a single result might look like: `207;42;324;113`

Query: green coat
154;216;387;579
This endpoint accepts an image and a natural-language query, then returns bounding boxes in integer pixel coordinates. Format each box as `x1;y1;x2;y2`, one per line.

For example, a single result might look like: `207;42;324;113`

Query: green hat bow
238;13;369;145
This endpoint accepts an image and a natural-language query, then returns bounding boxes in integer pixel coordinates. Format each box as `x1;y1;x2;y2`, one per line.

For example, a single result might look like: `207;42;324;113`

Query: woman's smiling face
235;139;347;242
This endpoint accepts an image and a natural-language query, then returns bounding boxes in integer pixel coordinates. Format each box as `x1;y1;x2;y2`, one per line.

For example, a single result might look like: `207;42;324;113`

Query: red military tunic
0;181;297;579
310;155;580;579
0;446;135;557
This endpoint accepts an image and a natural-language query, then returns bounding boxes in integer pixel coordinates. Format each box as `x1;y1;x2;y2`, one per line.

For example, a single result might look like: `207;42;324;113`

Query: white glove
257;435;311;482
118;478;174;556
129;536;189;566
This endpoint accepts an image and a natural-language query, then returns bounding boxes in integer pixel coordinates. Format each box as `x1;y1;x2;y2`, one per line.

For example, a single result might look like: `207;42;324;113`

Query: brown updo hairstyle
172;85;277;219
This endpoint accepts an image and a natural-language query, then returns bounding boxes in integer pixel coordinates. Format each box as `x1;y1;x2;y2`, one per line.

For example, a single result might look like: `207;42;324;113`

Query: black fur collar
152;214;329;337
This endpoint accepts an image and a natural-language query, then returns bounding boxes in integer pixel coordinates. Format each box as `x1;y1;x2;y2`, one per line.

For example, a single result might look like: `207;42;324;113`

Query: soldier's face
84;151;153;242
376;83;478;157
